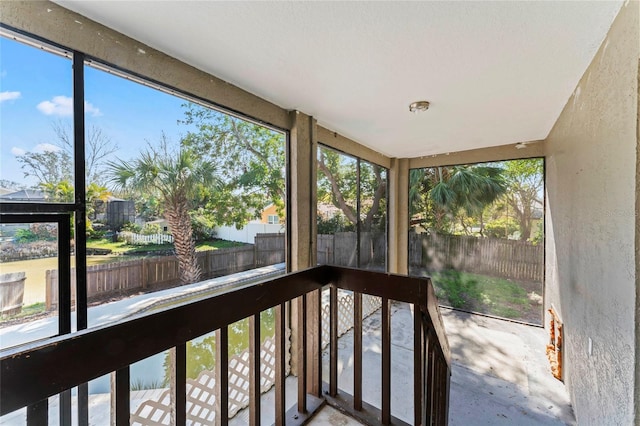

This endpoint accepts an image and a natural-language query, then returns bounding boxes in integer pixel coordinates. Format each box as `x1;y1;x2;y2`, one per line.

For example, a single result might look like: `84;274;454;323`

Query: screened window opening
316;145;388;271
408;158;545;325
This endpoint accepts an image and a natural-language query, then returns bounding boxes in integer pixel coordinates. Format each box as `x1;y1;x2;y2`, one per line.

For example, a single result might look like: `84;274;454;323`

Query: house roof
55;1;624;158
0;189;46;201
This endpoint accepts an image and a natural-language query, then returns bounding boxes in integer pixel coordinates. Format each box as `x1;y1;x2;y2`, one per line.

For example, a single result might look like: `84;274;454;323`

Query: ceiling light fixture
515;142;528;149
409;101;430;113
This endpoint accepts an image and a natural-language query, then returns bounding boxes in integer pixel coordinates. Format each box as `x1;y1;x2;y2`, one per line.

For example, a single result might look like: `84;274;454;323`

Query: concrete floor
312;303;575;425
443;308;575;425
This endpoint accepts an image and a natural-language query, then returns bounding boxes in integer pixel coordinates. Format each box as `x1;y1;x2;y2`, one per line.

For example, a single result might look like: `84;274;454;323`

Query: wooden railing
0;266;450;425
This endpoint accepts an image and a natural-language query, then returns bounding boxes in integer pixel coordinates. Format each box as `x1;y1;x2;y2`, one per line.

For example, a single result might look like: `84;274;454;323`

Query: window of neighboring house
268;214;279;224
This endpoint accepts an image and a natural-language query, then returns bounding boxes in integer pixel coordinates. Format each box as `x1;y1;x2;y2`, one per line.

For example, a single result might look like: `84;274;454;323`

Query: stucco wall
544;1;639;424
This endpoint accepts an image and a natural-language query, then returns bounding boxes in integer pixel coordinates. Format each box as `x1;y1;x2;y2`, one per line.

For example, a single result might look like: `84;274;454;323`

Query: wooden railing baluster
353;291;363;411
249;314;261;425
60;389;71;426
297;295;308;413
381;296;391;425
26;399;47;426
112;366;129;426
77;383;89;426
329;284;338;397
274;303;286;426
215;327;229;426
414;305;422;426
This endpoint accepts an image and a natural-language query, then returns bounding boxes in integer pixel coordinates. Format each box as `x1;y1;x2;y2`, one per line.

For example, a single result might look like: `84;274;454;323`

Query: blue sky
1;36;194;189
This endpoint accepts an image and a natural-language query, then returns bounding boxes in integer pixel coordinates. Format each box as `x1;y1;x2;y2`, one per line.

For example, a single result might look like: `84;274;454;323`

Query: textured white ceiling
56;1;623;158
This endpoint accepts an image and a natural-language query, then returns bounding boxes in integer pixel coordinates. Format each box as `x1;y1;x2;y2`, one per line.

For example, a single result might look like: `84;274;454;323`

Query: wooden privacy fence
317;232;386;269
46;234;285;310
409;232;543;282
254;233;286;267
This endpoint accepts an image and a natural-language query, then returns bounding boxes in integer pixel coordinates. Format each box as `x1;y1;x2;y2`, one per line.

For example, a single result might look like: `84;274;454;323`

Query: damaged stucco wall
544;1;639;423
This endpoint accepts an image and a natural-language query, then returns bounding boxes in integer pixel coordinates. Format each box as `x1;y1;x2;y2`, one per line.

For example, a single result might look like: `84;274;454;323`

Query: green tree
108;137;219;284
40;179;74;202
85;182;111;220
181;104;285;228
501;159;543;241
182;105;387;233
410;165;506;235
317;147;387;232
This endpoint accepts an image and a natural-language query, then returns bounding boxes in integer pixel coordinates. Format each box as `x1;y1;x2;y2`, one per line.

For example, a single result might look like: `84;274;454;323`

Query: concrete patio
313;304;575;425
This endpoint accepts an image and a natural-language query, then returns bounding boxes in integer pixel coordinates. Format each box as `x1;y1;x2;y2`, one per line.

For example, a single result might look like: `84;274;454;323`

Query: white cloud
0;91;21;102
37;95;102;117
37;96;73;116
84;101;102;117
34;143;61;153
11;147;26;156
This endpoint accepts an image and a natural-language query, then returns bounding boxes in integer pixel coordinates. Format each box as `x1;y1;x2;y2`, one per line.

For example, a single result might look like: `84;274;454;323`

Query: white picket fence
117;232;174;245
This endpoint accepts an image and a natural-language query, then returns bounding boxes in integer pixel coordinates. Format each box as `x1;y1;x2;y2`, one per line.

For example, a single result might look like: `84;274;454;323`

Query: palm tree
108;137;219;284
411;165;506;234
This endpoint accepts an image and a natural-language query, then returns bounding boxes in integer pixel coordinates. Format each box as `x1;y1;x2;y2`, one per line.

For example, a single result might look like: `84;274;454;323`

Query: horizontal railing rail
0;265;450;425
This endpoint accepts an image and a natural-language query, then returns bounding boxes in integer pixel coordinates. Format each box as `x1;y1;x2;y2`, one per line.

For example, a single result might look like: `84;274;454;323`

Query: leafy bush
87;228;106;240
317;214;355;234
121;222;141;233
190;213;216;241
141;223;162;235
432;269;481;310
484;217;518;239
14;229;38;243
530;221;543;245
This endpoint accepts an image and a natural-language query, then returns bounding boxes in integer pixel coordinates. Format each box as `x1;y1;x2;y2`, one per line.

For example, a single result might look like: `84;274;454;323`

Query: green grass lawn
428;270;542;323
0;302;46;322
86;238;245;254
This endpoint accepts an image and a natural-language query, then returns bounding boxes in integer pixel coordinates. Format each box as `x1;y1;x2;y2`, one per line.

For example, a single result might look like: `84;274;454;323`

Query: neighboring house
259;203;283;225
0;189;46;202
146;218;171;233
215;204;285;244
317;202;341;220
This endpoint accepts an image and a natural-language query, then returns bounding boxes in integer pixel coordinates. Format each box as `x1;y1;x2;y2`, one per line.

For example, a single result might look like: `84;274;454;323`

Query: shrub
14;229;39;243
141;223;162;235
484;217;518;239
121;222;141;233
433;269;481;310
